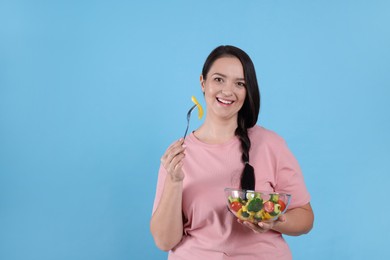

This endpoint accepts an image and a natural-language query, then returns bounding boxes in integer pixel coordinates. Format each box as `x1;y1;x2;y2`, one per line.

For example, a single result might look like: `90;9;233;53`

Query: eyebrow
211;73;245;81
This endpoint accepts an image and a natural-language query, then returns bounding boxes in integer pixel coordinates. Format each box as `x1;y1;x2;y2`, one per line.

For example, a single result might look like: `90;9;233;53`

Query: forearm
150;177;184;251
272;203;314;236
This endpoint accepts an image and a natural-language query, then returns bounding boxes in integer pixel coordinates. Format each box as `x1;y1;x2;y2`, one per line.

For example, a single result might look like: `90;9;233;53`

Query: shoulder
248;125;285;146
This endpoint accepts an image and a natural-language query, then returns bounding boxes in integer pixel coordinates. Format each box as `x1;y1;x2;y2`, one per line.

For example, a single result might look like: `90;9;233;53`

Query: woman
150;45;314;259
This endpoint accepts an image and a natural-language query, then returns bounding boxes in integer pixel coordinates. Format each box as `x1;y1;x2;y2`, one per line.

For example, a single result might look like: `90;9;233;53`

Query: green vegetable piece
270;194;279;203
254;211;263;221
229;196;243;204
247;197;263;212
270;203;282;216
246;192;255;200
241;211;250;218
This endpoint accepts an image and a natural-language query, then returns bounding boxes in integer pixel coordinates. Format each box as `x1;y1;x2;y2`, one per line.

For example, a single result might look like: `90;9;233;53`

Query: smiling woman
150;45;314;260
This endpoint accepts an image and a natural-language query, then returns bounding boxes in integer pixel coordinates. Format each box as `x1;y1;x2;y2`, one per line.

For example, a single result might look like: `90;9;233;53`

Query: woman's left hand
238;214;286;233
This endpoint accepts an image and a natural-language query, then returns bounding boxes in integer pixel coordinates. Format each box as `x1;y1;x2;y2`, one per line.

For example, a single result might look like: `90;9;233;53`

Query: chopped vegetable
247;197;263;212
278;199;286;212
270;203;281;216
270;194;279;203
263;201;275;213
240;211;250;219
254;211;263;221
230;201;243;212
191;96;204;119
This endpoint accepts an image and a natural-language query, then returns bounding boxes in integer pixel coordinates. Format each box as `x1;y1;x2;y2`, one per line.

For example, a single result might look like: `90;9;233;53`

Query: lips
216;97;234;105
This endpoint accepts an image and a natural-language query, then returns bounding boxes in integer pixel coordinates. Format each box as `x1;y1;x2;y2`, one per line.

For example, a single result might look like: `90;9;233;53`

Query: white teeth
217;98;233;104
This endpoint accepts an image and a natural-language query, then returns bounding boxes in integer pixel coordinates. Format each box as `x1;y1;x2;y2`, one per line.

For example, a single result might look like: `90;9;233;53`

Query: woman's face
200;56;247;122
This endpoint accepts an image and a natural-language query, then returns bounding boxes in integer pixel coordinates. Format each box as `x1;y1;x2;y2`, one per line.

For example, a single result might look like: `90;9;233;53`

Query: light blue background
1;1;389;259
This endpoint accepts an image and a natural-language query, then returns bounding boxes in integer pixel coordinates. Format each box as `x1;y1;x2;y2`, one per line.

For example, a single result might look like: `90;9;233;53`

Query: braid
236;117;255;191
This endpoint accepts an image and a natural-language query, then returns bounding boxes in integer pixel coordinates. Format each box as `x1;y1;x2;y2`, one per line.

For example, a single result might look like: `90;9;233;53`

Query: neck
194;116;238;144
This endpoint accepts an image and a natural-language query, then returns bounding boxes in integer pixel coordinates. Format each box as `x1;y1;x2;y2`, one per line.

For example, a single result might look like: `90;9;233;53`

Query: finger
167;153;185;173
251;222;267;233
163;138;183;154
258;221;273;231
165;146;186;167
170;156;185;182
238;220;263;233
173;160;184;172
167;138;184;149
277;214;286;223
161;139;185;164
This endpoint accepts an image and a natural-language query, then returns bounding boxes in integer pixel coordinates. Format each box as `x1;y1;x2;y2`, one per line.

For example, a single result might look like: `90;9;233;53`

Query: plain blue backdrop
1;0;389;259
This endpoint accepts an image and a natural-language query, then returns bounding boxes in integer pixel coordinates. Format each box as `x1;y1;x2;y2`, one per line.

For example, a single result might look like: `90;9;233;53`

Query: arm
272;202;314;235
239;202;314;236
150;139;186;251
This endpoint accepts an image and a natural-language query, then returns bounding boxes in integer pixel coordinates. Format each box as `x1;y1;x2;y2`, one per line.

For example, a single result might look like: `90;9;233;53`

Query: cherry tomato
264;201;274;213
278;199;286;212
230;201;242;212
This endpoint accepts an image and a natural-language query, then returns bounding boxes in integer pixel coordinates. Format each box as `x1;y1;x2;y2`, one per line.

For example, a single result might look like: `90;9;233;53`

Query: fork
183;104;197;139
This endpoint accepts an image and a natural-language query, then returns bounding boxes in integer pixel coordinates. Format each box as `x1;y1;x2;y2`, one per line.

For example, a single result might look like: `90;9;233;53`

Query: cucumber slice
270;203;282;216
229;196;243;204
246;192;256;200
270;194;279;203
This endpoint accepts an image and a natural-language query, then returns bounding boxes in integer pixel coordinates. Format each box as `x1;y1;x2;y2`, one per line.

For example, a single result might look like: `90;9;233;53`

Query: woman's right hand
160;138;186;182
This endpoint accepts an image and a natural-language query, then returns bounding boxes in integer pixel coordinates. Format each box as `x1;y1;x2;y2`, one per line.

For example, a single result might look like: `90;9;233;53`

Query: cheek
203;88;215;102
204;84;218;96
238;89;247;101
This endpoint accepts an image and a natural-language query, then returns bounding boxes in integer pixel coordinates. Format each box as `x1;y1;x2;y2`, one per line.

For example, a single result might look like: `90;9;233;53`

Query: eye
237;82;246;87
214;77;223;83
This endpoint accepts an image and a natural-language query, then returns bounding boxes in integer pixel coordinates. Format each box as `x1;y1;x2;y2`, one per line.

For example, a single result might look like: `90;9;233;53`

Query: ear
200;75;205;93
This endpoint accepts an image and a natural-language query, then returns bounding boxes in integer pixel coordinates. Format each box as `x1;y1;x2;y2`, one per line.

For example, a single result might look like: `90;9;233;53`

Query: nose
221;81;234;96
221;89;232;96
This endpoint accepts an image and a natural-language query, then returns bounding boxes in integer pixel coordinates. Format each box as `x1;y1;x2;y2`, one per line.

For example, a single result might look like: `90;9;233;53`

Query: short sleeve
274;140;311;209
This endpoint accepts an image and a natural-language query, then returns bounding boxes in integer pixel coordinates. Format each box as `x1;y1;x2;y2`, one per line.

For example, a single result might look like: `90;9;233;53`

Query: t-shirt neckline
187;131;239;148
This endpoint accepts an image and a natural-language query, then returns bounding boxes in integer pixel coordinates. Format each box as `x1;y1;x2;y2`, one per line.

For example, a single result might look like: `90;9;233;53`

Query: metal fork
183;104;197;139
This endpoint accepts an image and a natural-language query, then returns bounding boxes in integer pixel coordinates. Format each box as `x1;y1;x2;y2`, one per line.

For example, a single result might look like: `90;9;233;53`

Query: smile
216;97;234;105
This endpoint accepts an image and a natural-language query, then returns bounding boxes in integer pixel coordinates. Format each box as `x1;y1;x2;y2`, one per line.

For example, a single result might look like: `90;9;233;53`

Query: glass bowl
225;188;291;224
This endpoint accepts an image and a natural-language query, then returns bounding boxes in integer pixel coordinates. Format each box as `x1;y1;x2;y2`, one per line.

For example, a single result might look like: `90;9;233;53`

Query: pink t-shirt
152;125;311;260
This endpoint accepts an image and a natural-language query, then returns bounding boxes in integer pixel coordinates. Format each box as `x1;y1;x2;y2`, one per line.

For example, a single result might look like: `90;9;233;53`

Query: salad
227;190;290;223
